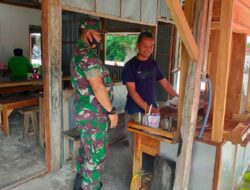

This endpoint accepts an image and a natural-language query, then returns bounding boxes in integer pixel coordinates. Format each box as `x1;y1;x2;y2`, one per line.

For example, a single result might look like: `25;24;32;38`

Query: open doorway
29;25;42;68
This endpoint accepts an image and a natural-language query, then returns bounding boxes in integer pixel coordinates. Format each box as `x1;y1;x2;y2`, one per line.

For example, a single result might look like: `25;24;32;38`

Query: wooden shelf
128;121;178;144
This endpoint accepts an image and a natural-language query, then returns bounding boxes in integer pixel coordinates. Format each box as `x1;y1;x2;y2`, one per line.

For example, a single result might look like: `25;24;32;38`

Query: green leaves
105;34;138;62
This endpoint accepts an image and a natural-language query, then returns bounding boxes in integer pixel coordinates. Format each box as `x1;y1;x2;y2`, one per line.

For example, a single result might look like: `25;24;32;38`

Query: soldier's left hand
108;114;118;128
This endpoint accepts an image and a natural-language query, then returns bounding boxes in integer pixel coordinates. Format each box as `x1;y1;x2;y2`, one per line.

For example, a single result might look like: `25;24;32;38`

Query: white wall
0;3;41;65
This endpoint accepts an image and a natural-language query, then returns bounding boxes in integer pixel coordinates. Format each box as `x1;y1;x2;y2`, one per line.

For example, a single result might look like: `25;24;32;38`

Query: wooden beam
212;0;234;143
225;33;246;118
211;22;221;30
233;23;250;34
42;0;62;171
165;0;199;62
212;0;222;22
174;0;212;189
237;0;250;9
207;30;220;117
232;0;250;34
177;0;194;144
212;143;222;190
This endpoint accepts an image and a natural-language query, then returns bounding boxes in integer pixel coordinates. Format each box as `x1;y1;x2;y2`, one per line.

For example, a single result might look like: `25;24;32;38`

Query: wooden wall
207;0;250;142
233;0;250;34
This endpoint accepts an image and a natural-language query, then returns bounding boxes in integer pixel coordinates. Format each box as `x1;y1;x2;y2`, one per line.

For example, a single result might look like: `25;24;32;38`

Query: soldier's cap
79;18;106;33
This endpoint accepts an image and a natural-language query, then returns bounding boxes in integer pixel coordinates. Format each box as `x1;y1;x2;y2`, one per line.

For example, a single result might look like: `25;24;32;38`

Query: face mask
87;32;99;49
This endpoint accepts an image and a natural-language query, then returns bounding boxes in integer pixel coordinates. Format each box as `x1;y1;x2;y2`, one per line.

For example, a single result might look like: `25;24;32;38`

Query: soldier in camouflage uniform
70;18;118;190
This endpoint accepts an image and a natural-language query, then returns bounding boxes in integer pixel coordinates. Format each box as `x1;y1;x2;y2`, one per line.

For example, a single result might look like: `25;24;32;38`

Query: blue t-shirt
122;56;164;114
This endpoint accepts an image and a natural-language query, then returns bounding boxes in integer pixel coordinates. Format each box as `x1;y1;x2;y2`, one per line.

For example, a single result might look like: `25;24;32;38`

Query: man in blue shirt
122;32;178;115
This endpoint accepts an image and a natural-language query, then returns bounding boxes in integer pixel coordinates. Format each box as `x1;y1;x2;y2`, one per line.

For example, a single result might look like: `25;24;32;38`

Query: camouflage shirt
70;39;114;122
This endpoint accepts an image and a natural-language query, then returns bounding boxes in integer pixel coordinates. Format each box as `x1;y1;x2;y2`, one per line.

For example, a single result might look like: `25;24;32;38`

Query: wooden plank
241;133;250;147
213;143;222;190
165;0;199;62
130;132;161;190
128;128;173;144
233;23;250;34
212;0;234;142
0;80;43;88
42;0;62;172
132;134;142;190
62;90;74;162
207;30;220;113
39;97;44;148
232;0;250;34
128;121;176;139
141;135;160;156
174;0;212;189
177;0;194;139
225;33;246;118
212;0;222;22
238;0;250;8
232;113;250;122
224;123;250;144
0;85;43;95
211;22;221;30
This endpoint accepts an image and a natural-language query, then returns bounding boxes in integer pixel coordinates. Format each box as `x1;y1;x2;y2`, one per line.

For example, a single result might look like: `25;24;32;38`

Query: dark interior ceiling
0;0;41;9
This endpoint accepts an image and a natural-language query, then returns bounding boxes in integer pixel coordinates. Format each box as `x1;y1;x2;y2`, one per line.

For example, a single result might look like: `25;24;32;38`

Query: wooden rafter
165;0;199;62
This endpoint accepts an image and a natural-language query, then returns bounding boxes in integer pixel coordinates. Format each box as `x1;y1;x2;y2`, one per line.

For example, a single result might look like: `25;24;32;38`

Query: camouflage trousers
76;119;108;190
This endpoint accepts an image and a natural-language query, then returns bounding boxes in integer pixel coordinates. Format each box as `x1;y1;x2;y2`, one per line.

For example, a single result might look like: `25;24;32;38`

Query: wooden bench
63;127;81;161
0;95;39;136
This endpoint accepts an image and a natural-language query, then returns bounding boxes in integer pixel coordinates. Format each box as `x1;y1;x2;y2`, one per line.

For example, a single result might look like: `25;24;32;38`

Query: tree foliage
106;34;138;62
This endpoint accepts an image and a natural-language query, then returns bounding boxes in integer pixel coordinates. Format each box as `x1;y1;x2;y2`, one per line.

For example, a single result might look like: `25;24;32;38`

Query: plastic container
142;114;160;128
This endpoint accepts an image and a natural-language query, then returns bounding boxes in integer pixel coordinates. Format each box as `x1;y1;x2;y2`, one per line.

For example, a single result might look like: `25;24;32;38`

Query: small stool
18;107;39;141
63;128;81;163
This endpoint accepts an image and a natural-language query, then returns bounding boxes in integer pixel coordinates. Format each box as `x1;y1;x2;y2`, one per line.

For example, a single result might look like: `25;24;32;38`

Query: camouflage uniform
70;39;114;190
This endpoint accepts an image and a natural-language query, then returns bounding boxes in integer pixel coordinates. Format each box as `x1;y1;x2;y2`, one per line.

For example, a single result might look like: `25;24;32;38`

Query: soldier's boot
73;174;103;190
73;173;82;190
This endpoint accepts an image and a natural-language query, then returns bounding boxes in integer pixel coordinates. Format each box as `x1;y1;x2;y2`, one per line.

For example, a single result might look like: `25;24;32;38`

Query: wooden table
128;121;178;190
0;79;43;95
0;95;39;136
0;78;43;87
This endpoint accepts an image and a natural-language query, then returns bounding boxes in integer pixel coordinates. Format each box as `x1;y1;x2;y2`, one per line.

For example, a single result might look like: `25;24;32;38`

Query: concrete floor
10;141;132;190
0;112;46;189
0;112;133;190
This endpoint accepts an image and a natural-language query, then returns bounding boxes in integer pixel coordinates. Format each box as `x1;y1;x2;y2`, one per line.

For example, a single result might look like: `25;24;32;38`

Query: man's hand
108;114;118;128
151;107;160;114
145;106;160;114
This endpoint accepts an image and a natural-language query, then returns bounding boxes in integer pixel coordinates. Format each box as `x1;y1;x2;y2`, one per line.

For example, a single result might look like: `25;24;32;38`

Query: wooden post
212;0;234;142
225;33;247;118
132;134;142;190
177;0;194;141
42;0;62;171
173;0;212;189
